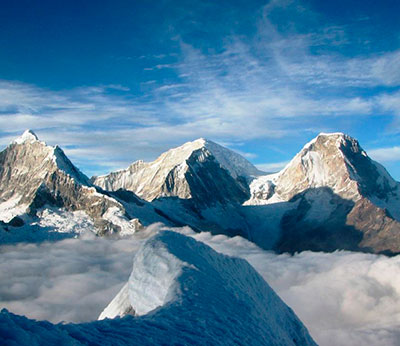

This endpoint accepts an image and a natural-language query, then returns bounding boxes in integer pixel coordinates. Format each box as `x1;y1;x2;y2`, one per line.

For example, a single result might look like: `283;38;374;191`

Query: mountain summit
1;131;400;254
247;132;400;254
12;129;39;144
94;138;263;205
257;132;397;203
0;130;139;237
96;231;316;345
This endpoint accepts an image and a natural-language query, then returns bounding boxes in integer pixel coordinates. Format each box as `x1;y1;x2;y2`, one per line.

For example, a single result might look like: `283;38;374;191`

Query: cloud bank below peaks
1;224;400;346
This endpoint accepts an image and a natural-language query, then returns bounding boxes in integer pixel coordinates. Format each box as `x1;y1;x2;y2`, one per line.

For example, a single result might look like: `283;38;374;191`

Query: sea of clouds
1;224;400;346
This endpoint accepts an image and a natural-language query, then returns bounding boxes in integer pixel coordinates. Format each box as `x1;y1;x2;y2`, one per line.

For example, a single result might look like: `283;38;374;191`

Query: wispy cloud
0;1;400;176
369;146;400;162
256;160;290;172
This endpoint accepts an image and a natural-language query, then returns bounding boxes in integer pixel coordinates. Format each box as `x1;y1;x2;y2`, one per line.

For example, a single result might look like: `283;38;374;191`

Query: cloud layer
189;230;400;346
0;235;139;322
1;225;400;346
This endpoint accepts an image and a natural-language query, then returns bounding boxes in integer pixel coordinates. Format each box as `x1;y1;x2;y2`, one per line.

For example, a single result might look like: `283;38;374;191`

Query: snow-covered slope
0;231;316;345
94;138;262;205
96;230;316;346
0;130;144;238
99;231;186;319
246;133;400;254
202;138;263;178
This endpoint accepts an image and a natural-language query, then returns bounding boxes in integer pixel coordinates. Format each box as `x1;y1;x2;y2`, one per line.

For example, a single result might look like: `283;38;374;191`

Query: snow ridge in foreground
99;233;186;319
0;231;316;346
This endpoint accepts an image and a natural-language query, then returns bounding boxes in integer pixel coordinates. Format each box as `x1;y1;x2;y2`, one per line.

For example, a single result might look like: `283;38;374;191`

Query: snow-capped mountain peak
294;132;396;197
0;130;141;236
201;138;264;179
248;132;398;203
157;137;263;179
9;130;89;185
12;129;39;145
94;138;261;203
245;132;400;254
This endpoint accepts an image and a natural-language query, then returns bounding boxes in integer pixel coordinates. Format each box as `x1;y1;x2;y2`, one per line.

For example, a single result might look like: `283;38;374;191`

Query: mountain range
1;130;400;255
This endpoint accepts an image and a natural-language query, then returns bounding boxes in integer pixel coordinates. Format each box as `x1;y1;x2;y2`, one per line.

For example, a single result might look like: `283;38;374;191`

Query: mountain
0;130;148;239
93;133;400;254
248;133;398;203
93;138;265;239
93;138;263;206
2;130;400;255
0;231;316;346
246;133;400;254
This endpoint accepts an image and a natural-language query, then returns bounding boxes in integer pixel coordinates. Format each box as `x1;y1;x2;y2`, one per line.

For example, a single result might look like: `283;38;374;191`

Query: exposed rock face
0;130;138;235
276;187;361;253
261;133;398;202
347;198;400;254
247;133;400;255
94;138;261;206
273;134;362;201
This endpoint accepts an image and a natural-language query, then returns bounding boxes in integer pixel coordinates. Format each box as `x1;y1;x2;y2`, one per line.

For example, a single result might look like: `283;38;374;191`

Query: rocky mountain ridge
247;133;398;205
1;130;400;255
246;133;400;254
93;138;262;205
0;130;143;237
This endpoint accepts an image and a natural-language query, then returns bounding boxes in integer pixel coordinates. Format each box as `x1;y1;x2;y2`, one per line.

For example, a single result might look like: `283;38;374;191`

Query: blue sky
1;0;400;179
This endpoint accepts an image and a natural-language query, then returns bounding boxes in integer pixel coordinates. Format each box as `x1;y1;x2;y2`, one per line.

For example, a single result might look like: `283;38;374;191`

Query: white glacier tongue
96;231;316;345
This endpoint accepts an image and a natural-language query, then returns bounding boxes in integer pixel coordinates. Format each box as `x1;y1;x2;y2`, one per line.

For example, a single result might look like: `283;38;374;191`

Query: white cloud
256;160;289;172
232;149;257;159
1;1;400;176
0;236;143;322
1;225;400;346
368;147;400;162
183;229;400;346
371;51;400;86
377;91;400;115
